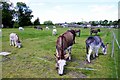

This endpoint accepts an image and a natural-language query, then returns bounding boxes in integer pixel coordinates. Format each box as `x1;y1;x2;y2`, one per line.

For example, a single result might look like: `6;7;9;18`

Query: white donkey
85;36;108;63
19;27;24;31
10;33;22;48
52;28;57;36
53;26;56;28
46;26;49;30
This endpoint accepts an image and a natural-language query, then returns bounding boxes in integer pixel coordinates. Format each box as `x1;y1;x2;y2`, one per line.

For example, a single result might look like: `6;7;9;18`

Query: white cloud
16;0;28;3
90;5;115;13
29;2;45;6
54;5;62;10
9;0;118;23
87;5;118;21
32;4;118;23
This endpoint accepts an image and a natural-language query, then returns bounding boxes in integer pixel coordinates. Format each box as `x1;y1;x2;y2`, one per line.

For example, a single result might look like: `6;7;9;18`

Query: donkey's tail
85;39;90;54
86;43;89;54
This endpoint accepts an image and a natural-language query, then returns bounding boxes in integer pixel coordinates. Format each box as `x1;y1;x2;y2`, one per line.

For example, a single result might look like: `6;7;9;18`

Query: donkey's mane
67;29;76;36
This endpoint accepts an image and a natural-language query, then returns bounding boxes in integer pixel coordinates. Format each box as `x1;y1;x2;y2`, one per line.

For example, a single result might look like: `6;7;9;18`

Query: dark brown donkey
54;30;76;76
90;28;100;35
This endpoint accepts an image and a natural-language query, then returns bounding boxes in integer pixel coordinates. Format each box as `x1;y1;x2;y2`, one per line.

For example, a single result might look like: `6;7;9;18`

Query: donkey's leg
79;32;80;37
11;40;15;46
87;48;92;63
95;48;99;57
14;41;17;47
93;51;96;58
67;46;72;60
96;33;97;35
10;40;12;46
90;31;92;35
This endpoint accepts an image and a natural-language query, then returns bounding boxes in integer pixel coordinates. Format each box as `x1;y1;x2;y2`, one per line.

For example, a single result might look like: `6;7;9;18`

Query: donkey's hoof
68;57;71;61
87;60;91;63
87;61;91;64
96;55;98;57
59;74;63;76
56;67;58;70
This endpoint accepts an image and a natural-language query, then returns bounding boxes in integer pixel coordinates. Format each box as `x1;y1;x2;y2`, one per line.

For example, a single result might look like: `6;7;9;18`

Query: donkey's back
86;36;102;47
10;33;19;41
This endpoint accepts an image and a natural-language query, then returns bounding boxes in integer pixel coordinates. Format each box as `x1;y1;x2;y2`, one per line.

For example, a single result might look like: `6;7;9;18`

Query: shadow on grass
64;67;87;78
90;52;105;61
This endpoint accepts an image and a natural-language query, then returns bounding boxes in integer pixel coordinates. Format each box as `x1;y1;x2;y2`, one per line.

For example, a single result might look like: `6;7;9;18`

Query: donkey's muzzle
59;74;63;76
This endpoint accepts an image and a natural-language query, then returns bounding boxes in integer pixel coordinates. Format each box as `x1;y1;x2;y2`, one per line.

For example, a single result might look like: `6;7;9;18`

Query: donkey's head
54;52;66;76
102;43;108;55
57;59;66;76
17;40;22;48
98;29;101;32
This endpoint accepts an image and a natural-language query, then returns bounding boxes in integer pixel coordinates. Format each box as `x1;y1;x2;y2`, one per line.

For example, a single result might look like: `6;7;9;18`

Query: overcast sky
9;0;119;23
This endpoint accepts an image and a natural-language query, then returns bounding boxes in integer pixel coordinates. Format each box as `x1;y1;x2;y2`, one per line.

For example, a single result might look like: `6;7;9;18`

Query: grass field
1;27;119;78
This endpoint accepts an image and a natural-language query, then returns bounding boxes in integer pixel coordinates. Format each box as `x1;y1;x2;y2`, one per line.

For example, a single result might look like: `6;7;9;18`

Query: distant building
56;23;81;28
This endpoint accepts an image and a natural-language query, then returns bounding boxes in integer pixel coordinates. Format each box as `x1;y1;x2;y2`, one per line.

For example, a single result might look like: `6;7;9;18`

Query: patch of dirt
68;71;87;78
43;56;54;61
76;61;86;68
1;56;16;62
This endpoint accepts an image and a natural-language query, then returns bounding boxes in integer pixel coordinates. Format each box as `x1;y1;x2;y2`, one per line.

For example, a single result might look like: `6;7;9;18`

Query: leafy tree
90;21;97;26
44;20;53;25
95;21;99;25
1;2;15;28
108;21;113;26
112;20;118;28
34;17;40;25
15;2;33;26
99;20;104;26
77;22;83;25
103;20;108;26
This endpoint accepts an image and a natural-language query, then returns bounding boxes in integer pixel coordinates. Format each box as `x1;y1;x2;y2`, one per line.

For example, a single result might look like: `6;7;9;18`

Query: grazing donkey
34;26;43;30
53;26;56;28
85;36;108;63
52;28;57;36
19;27;24;31
90;28;100;35
10;33;22;48
55;30;76;76
46;26;49;30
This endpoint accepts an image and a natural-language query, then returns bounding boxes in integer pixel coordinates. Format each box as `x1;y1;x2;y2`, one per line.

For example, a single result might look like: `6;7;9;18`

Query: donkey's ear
54;54;57;58
106;43;109;45
106;43;109;47
54;54;56;57
64;53;69;60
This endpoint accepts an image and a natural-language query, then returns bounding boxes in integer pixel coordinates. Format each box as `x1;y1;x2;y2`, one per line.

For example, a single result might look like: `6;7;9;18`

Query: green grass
1;27;119;78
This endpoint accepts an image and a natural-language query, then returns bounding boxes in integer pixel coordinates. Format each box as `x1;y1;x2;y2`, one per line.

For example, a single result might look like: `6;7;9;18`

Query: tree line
77;20;119;28
1;2;33;28
0;2;119;28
